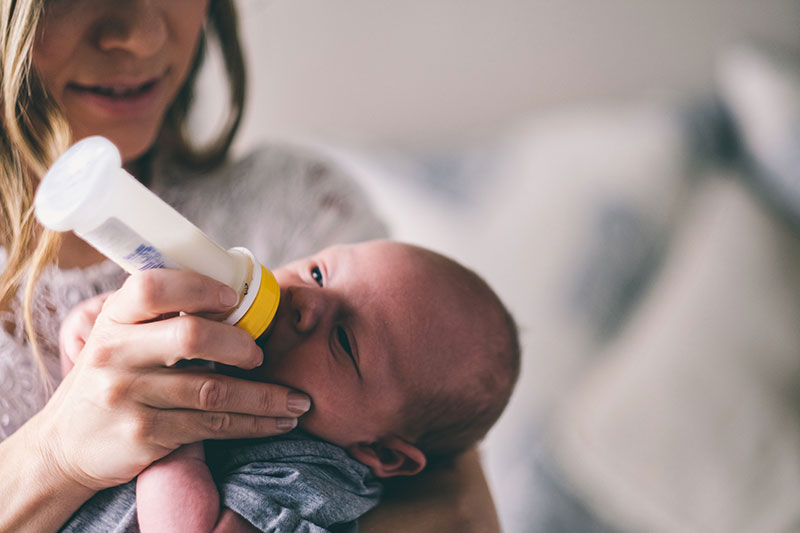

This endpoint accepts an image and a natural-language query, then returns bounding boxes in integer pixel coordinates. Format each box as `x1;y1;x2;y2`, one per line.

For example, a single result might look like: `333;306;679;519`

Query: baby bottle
34;136;280;342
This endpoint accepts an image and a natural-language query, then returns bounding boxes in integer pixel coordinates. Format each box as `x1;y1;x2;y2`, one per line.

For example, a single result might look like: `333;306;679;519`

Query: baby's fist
59;292;111;375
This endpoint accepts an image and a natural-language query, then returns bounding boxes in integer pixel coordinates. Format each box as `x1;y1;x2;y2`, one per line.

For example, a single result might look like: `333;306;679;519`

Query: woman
0;1;498;530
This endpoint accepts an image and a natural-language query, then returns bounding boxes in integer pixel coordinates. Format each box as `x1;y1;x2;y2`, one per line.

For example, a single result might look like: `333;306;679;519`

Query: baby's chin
297;412;332;442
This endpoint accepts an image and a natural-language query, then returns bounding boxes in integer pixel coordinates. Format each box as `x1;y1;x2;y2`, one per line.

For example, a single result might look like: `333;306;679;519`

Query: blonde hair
0;0;246;382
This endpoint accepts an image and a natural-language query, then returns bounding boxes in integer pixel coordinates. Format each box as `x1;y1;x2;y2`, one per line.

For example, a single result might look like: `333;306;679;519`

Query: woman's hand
36;269;309;492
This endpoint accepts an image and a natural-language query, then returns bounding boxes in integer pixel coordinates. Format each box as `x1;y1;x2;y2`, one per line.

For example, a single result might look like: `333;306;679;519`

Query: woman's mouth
66;77;164;116
77;80;158;97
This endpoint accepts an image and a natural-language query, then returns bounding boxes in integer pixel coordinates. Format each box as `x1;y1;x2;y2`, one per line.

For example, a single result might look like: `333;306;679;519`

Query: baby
60;240;520;532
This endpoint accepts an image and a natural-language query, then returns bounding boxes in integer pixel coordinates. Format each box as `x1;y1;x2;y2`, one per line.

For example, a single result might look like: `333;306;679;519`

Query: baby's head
254;240;520;477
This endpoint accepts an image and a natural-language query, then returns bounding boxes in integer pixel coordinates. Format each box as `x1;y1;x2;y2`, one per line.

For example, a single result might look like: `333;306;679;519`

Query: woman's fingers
132;369;311;418
89;314;264;369
41;268;309;491
148;408;300;447
86;270;264;369
102;269;239;325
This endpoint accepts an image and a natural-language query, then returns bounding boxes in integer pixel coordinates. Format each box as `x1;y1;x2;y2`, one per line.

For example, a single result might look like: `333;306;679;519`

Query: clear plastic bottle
34;136;280;340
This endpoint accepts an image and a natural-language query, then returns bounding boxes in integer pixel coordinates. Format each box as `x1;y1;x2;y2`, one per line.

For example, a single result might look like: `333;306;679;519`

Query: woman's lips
66;77;164;116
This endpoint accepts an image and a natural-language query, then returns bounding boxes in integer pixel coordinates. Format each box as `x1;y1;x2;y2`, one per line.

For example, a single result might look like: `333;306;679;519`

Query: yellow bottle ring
234;265;280;340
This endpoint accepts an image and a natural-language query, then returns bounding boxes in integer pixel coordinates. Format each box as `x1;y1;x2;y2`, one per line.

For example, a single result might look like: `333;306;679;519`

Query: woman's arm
1;269;309;530
360;447;500;533
0;418;97;531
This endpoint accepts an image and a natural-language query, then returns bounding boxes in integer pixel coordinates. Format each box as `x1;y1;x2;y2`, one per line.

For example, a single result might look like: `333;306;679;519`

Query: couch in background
329;45;800;532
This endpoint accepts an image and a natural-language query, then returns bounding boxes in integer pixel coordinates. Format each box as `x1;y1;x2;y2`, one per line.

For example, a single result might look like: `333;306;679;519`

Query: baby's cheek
297;403;354;448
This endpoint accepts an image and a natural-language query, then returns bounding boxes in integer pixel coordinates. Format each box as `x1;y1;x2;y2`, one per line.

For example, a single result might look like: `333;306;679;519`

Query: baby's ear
347;435;426;478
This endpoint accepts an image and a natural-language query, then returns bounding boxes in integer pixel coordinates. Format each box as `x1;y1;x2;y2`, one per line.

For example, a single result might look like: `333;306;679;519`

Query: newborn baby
60;240;520;532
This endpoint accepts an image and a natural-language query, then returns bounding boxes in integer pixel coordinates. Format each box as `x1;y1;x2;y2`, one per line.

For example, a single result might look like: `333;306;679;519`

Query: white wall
230;0;800;152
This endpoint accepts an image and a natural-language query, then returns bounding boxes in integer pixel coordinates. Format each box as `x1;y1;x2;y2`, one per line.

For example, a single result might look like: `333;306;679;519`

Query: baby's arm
136;442;221;532
58;292;110;375
60;295;223;532
138;445;267;533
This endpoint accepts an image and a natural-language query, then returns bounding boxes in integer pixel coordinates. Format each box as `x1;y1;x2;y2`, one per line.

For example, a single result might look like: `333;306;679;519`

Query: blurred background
199;2;800;531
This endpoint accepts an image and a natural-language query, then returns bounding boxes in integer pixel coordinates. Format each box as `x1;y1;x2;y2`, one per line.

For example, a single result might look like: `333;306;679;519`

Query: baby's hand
59;292;112;375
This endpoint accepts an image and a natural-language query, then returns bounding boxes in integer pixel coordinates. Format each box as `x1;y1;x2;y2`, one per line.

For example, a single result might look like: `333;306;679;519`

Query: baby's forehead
356;242;491;310
363;241;460;278
329;239;494;336
322;241;436;285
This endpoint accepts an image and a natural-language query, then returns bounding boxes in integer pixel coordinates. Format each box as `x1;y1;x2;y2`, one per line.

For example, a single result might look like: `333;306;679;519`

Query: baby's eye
336;326;353;356
310;266;323;287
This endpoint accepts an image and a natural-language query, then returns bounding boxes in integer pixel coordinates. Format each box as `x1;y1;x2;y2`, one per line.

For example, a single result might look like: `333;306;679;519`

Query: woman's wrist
0;414;96;531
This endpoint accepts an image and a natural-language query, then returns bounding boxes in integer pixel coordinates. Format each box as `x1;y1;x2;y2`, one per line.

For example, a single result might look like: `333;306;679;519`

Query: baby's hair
399;248;521;464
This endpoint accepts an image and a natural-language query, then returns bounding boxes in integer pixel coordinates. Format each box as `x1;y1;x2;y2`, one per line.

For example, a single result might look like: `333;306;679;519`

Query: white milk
34;136;279;339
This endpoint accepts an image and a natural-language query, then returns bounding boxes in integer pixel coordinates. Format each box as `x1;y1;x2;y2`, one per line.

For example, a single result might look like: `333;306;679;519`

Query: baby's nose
289;286;326;334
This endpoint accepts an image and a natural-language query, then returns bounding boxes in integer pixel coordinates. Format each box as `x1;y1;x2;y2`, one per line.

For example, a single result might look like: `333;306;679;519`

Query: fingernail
219;287;238;307
287;392;311;414
253;349;264;368
276;417;297;431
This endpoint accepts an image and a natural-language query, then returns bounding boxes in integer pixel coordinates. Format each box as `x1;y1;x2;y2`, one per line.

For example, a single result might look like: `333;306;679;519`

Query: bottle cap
235;265;280;339
223;247;280;340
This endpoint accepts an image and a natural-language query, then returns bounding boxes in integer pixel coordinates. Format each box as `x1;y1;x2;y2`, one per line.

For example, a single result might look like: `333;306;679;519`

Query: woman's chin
70;124;162;165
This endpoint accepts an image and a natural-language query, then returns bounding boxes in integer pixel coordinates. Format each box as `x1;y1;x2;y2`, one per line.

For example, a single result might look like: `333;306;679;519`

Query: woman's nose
94;1;168;57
